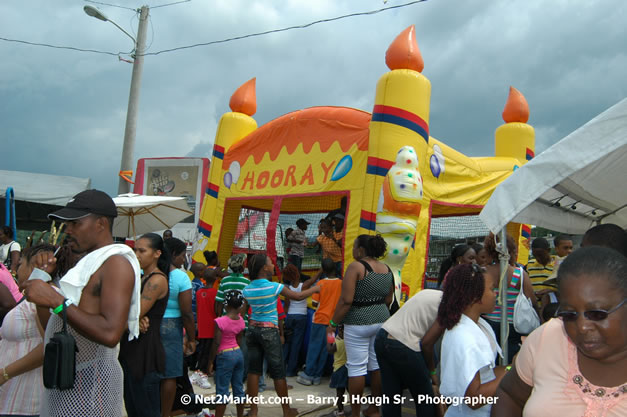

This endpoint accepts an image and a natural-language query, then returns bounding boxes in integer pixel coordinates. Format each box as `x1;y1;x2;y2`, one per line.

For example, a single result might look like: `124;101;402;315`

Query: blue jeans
120;358;162;417
259;359;268;391
214;349;245;403
374;329;435;417
240;329;248;379
304;323;328;379
283;314;307;376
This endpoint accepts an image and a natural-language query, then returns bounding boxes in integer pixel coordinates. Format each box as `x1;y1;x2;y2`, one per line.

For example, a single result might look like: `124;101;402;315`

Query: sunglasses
556;298;627;322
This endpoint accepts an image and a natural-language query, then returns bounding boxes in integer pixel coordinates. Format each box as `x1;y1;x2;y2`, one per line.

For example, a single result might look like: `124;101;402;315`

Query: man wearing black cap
20;189;141;417
287;219;309;271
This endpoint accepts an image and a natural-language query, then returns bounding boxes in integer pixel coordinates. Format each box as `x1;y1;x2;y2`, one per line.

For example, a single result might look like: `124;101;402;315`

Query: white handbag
513;267;541;335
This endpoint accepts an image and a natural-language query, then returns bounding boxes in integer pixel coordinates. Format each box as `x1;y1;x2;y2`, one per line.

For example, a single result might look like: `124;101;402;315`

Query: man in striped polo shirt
214;254;250;317
526;237;555;297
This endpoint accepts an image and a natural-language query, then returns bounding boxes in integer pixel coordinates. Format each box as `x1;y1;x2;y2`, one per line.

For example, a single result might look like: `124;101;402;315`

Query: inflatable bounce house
193;26;534;299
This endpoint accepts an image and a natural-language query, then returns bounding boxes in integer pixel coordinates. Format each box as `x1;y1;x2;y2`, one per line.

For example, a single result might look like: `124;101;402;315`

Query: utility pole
118;5;149;194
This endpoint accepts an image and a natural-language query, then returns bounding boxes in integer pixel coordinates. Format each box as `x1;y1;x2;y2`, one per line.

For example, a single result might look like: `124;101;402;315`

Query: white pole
498;228;510;365
118;6;149;194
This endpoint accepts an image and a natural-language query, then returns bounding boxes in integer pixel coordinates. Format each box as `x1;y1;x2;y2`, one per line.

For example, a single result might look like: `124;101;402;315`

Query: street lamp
84;5;150;195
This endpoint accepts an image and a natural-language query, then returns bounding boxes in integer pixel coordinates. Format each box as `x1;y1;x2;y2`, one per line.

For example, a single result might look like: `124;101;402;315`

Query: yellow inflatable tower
369;27;428;301
196;78;258;252
495;87;535;263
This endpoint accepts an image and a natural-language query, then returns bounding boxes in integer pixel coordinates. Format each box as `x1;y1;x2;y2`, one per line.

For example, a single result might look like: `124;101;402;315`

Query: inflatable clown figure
376;146;423;302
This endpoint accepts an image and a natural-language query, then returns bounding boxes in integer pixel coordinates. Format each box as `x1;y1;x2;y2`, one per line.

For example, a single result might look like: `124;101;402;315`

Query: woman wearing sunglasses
492;246;627;416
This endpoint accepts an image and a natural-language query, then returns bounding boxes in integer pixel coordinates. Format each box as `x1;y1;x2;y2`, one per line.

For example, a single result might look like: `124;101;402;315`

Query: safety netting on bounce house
424;215;490;289
219;194;346;276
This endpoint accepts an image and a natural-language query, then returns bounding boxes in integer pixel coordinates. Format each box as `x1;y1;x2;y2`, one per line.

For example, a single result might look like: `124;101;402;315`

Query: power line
145;14;155;51
0;36;123;56
143;0;427;56
151;0;191;9
83;0;136;12
1;0;427;57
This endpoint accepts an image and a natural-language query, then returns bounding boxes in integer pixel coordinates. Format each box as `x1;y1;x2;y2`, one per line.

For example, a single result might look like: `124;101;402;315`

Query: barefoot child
327;325;348;417
208;290;246;417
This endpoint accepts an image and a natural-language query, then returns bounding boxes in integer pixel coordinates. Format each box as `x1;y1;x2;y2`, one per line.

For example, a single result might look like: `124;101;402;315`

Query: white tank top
287;283;307;315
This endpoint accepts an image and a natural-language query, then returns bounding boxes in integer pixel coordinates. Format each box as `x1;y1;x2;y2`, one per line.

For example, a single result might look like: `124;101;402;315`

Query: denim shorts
160;317;184;378
246;326;286;380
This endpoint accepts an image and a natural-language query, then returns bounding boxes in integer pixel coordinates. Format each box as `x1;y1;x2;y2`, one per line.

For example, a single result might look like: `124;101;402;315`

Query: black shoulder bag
43;302;78;390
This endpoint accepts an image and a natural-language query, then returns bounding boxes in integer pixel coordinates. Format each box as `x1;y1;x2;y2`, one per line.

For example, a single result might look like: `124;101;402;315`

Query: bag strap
61;303;68;334
517;266;524;288
3;242;14;266
509;266;521;289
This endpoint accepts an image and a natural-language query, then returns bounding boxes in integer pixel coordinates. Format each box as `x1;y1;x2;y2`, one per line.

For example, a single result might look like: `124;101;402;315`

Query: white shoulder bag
513;267;541;335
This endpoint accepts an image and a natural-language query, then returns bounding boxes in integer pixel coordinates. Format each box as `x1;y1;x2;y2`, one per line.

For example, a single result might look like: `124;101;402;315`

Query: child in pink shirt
208;290;246;417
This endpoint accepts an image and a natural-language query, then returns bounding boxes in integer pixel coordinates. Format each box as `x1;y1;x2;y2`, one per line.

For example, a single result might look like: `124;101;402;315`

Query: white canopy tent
0;170;91;206
479;97;627;364
480;97;627;235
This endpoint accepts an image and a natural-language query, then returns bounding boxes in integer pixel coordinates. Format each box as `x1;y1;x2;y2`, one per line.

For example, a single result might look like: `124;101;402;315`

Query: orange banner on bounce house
221;107;371;195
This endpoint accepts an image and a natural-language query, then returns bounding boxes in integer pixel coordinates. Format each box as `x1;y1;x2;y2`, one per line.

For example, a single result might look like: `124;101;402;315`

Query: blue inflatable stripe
372;113;429;143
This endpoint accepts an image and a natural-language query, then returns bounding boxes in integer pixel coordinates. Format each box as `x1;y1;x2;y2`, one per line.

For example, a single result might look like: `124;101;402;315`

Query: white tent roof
480;97;627;235
0;170;91;206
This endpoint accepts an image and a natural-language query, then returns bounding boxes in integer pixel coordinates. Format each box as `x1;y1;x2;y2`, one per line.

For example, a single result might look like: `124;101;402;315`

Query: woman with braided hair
438;263;508;416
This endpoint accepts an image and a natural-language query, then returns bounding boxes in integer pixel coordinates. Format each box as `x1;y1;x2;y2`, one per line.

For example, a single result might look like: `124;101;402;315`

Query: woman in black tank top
329;234;394;417
120;233;170;417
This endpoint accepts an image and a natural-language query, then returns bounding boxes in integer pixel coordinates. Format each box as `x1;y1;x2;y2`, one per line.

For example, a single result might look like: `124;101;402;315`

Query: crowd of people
0;188;626;417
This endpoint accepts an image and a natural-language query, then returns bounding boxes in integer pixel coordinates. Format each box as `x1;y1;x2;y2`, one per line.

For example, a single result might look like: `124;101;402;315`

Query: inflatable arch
193;26;534;298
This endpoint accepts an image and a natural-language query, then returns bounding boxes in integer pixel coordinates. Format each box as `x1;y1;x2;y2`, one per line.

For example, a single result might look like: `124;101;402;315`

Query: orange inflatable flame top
502;86;529;123
229;78;257;116
385;25;424;72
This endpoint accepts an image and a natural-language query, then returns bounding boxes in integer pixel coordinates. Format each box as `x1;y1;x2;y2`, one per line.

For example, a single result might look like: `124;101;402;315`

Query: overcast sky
2;0;626;196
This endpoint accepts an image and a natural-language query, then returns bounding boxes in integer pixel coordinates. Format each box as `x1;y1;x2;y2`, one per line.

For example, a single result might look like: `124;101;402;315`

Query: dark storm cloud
1;0;625;195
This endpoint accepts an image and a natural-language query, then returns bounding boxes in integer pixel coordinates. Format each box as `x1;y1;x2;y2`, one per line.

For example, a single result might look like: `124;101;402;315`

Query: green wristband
506;365;512;372
53;303;64;314
329;319;338;327
430;370;437;375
